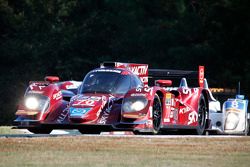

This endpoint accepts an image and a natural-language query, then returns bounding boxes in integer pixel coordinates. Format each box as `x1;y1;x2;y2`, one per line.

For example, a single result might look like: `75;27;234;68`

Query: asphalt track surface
0;130;248;138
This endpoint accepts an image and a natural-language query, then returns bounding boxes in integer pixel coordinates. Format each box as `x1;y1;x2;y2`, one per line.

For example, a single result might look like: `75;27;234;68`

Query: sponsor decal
188;111;198;125
28;90;44;94
53;91;62;100
164;118;170;122
56;108;68;123
165;93;172;99
128;65;148;75
135;87;153;95
69;107;91;117
182;88;192;95
130;93;146;97
163;87;178;91
98;96;115;124
29;83;46;90
166;98;171;105
96;96;107;117
165;93;172;105
72;96;101;106
181;88;198;95
225;100;245;112
199;66;204;88
179;106;191;114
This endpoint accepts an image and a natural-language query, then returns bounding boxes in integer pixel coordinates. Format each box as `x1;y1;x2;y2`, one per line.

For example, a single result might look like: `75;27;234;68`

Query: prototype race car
13;76;82;134
208;85;249;135
14;62;214;135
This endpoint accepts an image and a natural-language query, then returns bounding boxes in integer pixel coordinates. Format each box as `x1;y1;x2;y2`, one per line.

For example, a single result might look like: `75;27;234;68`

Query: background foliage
0;0;249;125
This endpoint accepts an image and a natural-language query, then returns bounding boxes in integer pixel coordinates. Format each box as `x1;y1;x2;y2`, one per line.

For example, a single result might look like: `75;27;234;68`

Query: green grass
0;126;25;134
0;136;250;167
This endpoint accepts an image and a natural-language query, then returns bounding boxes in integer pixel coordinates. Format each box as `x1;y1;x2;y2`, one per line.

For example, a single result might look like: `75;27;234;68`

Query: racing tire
152;94;162;135
196;94;207;135
133;130;143;135
78;129;101;134
246;119;250;136
28;128;52;134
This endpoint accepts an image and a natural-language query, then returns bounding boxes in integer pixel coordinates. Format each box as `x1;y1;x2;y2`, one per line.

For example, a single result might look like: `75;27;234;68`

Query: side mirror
155;80;172;87
61;90;75;102
45;76;60;83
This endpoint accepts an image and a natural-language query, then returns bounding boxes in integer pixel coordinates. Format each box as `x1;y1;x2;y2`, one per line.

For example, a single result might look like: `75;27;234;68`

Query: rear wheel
152;94;162;134
196;94;207;135
245;119;250;136
28;127;52;134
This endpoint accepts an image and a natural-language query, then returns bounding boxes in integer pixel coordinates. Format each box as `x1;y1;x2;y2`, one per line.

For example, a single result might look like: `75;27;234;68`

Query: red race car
13;77;82;134
14;62;212;135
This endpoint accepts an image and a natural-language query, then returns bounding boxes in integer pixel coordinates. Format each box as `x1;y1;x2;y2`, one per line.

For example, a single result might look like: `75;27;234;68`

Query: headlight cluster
224;112;239;130
122;97;148;112
24;94;50;111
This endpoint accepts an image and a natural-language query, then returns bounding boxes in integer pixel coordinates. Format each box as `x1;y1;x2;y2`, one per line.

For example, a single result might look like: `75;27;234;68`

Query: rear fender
178;87;203;111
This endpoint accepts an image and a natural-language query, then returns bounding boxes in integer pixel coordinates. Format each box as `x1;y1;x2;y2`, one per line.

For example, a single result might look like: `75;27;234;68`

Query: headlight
122;97;148;112
224;112;239;130
25;97;39;110
24;94;50;111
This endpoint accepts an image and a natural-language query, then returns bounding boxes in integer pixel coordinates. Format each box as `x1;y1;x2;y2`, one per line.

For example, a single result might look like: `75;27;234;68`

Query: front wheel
152;94;162;135
196;94;207;135
28;127;52;134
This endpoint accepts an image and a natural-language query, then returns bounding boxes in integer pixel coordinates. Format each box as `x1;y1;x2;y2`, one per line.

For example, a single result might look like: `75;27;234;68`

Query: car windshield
80;70;132;94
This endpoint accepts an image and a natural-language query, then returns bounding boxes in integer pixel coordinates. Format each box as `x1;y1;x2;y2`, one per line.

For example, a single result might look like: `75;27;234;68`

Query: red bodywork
120;86;206;132
13;79;81;130
14;62;210;134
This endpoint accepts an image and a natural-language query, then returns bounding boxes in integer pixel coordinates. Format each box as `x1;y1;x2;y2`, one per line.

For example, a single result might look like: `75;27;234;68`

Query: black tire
246;119;250;136
133;130;142;135
196;94;207;135
152;94;162;134
78;129;101;134
28;127;52;134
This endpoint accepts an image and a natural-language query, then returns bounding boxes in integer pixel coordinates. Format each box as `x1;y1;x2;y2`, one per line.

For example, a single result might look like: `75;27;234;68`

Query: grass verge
0;136;250;167
0;126;25;134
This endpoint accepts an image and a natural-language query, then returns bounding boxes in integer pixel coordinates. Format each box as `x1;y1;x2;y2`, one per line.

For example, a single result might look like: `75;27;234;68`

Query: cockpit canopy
79;68;143;94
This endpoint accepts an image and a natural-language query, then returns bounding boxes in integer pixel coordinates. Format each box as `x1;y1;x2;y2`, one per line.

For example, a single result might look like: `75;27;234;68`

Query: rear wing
101;62;204;87
148;66;205;87
148;69;197;78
